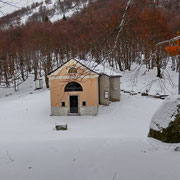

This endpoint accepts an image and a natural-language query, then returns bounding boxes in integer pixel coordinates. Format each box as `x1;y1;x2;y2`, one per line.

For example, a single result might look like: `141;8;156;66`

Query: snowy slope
0;0;42;17
0;0;90;28
121;61;178;95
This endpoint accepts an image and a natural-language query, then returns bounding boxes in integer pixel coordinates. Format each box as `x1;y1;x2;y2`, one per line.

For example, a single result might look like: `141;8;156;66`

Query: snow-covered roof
48;58;121;77
77;59;121;77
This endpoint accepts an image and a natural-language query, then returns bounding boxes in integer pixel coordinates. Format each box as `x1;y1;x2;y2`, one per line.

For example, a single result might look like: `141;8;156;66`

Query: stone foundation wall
80;106;98;116
51;107;68;116
51;106;98;116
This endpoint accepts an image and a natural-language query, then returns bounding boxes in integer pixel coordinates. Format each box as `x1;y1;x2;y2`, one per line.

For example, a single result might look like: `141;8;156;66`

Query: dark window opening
68;67;77;74
65;82;83;92
62;101;65;107
82;101;86;106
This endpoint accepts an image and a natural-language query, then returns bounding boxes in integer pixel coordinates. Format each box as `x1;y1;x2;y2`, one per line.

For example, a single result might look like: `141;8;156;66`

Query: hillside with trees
0;0;180;89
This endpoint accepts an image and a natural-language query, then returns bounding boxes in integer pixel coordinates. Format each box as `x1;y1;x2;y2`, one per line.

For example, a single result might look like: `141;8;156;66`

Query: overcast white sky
0;0;43;17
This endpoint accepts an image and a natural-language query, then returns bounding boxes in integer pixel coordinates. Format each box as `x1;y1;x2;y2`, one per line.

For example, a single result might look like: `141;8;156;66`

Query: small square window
82;101;86;106
62;101;65;107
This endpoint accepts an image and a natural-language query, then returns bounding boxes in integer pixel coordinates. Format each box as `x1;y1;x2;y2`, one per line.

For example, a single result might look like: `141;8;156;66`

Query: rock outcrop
148;96;180;143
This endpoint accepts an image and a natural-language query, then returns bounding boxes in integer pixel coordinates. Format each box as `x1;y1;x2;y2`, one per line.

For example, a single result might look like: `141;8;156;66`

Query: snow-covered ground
0;65;180;180
121;62;178;95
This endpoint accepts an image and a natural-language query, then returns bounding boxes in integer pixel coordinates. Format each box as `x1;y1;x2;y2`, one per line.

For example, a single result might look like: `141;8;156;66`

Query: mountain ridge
0;0;91;29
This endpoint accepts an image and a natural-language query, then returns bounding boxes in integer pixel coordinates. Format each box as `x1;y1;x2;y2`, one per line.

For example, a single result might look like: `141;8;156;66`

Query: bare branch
156;35;180;47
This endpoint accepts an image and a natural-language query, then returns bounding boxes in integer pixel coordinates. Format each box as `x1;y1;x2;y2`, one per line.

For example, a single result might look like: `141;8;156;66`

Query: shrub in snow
148;96;180;143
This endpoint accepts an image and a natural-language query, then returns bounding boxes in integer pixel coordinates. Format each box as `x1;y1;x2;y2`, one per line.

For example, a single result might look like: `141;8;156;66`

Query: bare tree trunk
178;55;180;95
20;55;25;81
156;53;162;78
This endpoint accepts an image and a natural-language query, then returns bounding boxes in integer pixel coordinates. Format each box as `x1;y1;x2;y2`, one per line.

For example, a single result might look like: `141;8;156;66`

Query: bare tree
156;34;180;94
